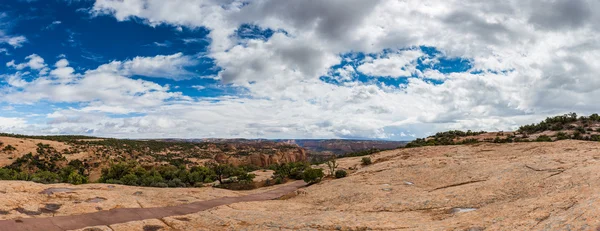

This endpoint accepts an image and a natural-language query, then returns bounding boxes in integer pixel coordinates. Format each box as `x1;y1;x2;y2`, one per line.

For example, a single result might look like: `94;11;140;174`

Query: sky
0;0;598;140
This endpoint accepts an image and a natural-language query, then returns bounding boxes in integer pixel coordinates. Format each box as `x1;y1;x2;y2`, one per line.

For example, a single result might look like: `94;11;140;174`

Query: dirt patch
86;197;107;203
142;225;163;231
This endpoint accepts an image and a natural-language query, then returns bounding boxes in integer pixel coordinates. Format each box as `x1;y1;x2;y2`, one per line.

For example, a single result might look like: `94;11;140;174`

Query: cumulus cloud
6;0;600;139
0;117;27;132
6;54;48;72
1;55;189;115
92;53;199;80
357;50;424;78
49;59;76;81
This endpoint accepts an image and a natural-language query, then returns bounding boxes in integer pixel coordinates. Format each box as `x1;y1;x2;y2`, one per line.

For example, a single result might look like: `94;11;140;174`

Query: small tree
361;157;372;165
325;157;338;176
302;168;324;184
334;170;347;178
208;163;236;184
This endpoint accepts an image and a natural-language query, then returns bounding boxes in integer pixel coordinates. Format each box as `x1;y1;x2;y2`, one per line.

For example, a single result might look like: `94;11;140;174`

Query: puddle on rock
41;204;62;213
143;225;163;231
86;197;107;203
175;217;190;222
14;208;42;216
39;188;77;196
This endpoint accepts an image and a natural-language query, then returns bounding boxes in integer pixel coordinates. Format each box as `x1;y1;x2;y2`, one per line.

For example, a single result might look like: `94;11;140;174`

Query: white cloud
6;0;600;139
0;35;27;48
92;53;199;80
2;55;189;114
0;117;26;132
357;50;424;78
6;54;48;71
50;59;76;81
44;20;62;30
191;85;205;90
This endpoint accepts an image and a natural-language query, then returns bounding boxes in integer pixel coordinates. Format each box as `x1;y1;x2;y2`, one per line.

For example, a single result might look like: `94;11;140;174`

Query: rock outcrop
215;147;307;167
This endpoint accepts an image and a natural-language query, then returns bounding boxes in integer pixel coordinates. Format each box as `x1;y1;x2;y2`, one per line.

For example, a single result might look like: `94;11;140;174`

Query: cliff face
214;147;307;167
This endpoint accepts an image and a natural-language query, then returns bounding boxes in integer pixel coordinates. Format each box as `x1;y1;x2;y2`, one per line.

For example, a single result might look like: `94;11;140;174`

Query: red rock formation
216;147;307;167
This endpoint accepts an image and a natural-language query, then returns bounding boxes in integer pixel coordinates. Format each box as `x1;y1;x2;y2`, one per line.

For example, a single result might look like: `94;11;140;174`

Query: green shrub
274;177;283;185
236;172;256;184
535;135;553;142
32;171;61;184
120;173;139;186
555;132;570;140
103;179;123;184
334;170;347;178
193;182;205;187
302;168;324;184
98;162;254;188
1;145;16;152
151;182;168;188
273;162;309;180
66;172;88;185
361;157;372;165
167;179;186;187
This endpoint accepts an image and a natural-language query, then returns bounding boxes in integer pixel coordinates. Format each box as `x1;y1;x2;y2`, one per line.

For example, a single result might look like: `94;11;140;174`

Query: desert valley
0;114;599;230
3;0;600;230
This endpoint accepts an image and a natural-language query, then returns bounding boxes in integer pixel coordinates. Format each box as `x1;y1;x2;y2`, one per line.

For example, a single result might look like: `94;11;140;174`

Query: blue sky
0;0;597;140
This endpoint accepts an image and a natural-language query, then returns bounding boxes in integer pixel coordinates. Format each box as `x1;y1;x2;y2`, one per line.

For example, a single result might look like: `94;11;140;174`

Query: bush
167;179;186;187
535;135;553;142
32;171;61;184
334;170;347;178
273;162;309;180
120;173;139;186
274;177;283;185
104;179;123;184
66;172;88;185
361;157;372;165
302;168;324;184
555;132;570;140
1;145;16;152
98;162;253;188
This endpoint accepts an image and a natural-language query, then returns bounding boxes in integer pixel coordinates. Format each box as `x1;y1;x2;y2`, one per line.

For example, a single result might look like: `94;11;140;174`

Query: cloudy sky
0;0;597;140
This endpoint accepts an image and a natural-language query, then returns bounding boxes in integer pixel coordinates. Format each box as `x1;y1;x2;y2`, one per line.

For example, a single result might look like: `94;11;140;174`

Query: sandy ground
0;180;301;222
0;137;72;167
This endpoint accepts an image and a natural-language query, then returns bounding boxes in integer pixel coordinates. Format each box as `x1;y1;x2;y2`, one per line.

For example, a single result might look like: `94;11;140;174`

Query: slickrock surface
0;181;307;231
3;140;600;230
110;140;600;230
